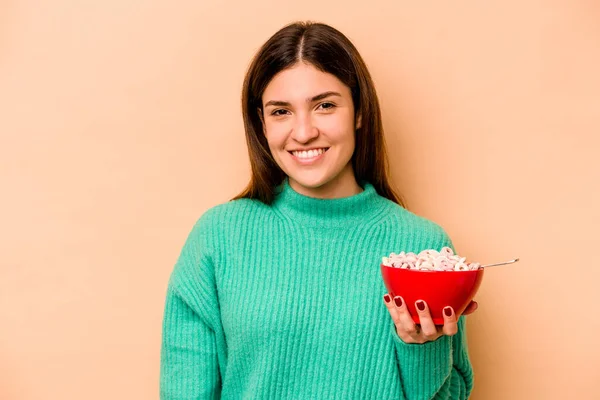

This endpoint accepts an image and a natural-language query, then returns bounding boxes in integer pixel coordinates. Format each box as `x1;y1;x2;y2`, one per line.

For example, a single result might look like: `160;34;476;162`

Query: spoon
481;258;520;268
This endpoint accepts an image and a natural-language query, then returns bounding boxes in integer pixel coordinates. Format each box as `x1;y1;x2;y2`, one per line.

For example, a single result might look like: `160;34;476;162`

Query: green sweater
160;180;474;399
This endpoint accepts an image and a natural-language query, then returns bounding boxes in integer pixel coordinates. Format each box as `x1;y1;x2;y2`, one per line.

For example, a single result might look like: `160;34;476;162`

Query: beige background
1;0;599;399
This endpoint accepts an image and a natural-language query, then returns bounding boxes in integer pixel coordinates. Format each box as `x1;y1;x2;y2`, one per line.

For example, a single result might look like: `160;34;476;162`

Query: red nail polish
384;294;391;303
416;301;425;311
394;297;403;307
444;307;452;317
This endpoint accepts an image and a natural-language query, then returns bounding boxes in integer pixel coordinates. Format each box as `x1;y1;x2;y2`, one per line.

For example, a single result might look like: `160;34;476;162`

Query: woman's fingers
441;306;459;336
383;294;401;325
383;294;419;343
383;294;464;343
393;296;421;342
413;300;441;342
462;300;478;315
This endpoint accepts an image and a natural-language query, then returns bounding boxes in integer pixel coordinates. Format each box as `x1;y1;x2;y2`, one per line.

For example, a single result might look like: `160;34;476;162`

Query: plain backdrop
1;0;599;399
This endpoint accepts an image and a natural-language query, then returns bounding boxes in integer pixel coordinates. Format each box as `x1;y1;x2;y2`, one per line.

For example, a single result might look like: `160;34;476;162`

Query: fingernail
384;294;391;303
394;297;403;307
416;301;425;311
444;307;453;317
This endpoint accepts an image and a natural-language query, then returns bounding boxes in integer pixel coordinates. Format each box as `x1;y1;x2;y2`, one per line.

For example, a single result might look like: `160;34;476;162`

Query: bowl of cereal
380;247;484;325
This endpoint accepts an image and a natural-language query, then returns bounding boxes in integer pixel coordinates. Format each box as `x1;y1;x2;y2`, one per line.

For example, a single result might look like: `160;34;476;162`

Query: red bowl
381;264;484;325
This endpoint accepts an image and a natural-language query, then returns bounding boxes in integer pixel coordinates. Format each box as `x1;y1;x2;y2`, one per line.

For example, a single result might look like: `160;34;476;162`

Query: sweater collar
272;178;388;228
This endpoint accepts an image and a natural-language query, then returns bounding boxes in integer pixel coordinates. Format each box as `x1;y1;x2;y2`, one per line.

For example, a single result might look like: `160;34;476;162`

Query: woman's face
261;62;362;199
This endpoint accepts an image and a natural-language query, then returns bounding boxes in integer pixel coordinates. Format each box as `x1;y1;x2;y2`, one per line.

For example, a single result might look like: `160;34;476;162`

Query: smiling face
261;62;363;199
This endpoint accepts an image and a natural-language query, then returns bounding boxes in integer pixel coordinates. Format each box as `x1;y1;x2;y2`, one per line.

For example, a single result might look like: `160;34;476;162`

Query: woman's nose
291;114;319;143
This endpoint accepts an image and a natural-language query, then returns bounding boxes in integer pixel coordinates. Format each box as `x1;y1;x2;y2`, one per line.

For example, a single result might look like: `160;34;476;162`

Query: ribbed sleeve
392;326;453;400
391;316;473;400
160;286;220;399
451;317;474;397
160;215;225;399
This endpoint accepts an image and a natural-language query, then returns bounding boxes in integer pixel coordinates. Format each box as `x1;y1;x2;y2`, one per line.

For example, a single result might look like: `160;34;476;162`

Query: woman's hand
383;294;478;344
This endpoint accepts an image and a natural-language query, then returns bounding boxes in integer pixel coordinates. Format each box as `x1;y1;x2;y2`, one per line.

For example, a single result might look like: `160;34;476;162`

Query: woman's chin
289;176;328;190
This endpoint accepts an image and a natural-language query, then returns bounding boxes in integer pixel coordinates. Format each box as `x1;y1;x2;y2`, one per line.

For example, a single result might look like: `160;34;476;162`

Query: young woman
160;21;477;399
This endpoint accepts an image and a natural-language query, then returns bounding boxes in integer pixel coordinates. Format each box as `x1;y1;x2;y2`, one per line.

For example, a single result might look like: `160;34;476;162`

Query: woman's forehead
262;64;350;104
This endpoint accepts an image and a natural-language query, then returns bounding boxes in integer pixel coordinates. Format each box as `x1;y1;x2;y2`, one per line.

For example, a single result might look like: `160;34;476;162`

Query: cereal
382;247;481;271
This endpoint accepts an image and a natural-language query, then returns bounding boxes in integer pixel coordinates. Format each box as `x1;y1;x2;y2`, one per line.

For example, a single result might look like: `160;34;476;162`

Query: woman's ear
355;114;362;130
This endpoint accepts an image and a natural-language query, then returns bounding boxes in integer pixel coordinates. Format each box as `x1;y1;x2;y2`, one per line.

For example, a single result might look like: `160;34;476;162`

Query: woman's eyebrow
309;91;342;102
263;91;342;108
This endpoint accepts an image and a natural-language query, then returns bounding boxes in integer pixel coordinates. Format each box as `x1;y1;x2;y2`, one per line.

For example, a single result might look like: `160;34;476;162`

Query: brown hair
232;21;405;207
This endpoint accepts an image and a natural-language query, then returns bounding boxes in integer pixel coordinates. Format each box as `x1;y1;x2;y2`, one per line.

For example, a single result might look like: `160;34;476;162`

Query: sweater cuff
391;324;453;399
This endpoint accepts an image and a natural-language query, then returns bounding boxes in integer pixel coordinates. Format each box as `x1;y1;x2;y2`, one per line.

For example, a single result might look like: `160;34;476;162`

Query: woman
160;21;477;399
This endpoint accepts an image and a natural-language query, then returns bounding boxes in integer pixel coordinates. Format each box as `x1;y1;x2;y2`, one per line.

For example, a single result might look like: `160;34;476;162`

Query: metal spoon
481;258;520;268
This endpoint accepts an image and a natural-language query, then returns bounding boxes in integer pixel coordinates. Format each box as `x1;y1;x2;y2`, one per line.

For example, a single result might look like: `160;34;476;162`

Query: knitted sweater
160;179;474;399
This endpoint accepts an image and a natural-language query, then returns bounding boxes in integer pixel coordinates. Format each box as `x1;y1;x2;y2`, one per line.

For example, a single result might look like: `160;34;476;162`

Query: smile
289;147;329;164
290;148;328;158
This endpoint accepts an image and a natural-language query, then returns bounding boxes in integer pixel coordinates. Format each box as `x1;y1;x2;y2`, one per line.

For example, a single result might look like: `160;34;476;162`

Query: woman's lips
289;148;328;165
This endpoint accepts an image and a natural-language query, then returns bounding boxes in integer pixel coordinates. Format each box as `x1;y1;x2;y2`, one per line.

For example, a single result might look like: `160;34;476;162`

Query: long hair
232;21;405;207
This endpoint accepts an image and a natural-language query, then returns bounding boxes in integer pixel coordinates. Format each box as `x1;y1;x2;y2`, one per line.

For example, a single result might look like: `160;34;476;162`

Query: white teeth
292;148;326;159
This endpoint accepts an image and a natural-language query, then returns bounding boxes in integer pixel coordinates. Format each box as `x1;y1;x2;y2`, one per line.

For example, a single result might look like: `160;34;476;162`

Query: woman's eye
271;109;289;116
318;102;336;110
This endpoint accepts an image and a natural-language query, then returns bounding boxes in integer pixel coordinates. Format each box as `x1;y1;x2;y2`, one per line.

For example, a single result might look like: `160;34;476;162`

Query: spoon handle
481;258;520;268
